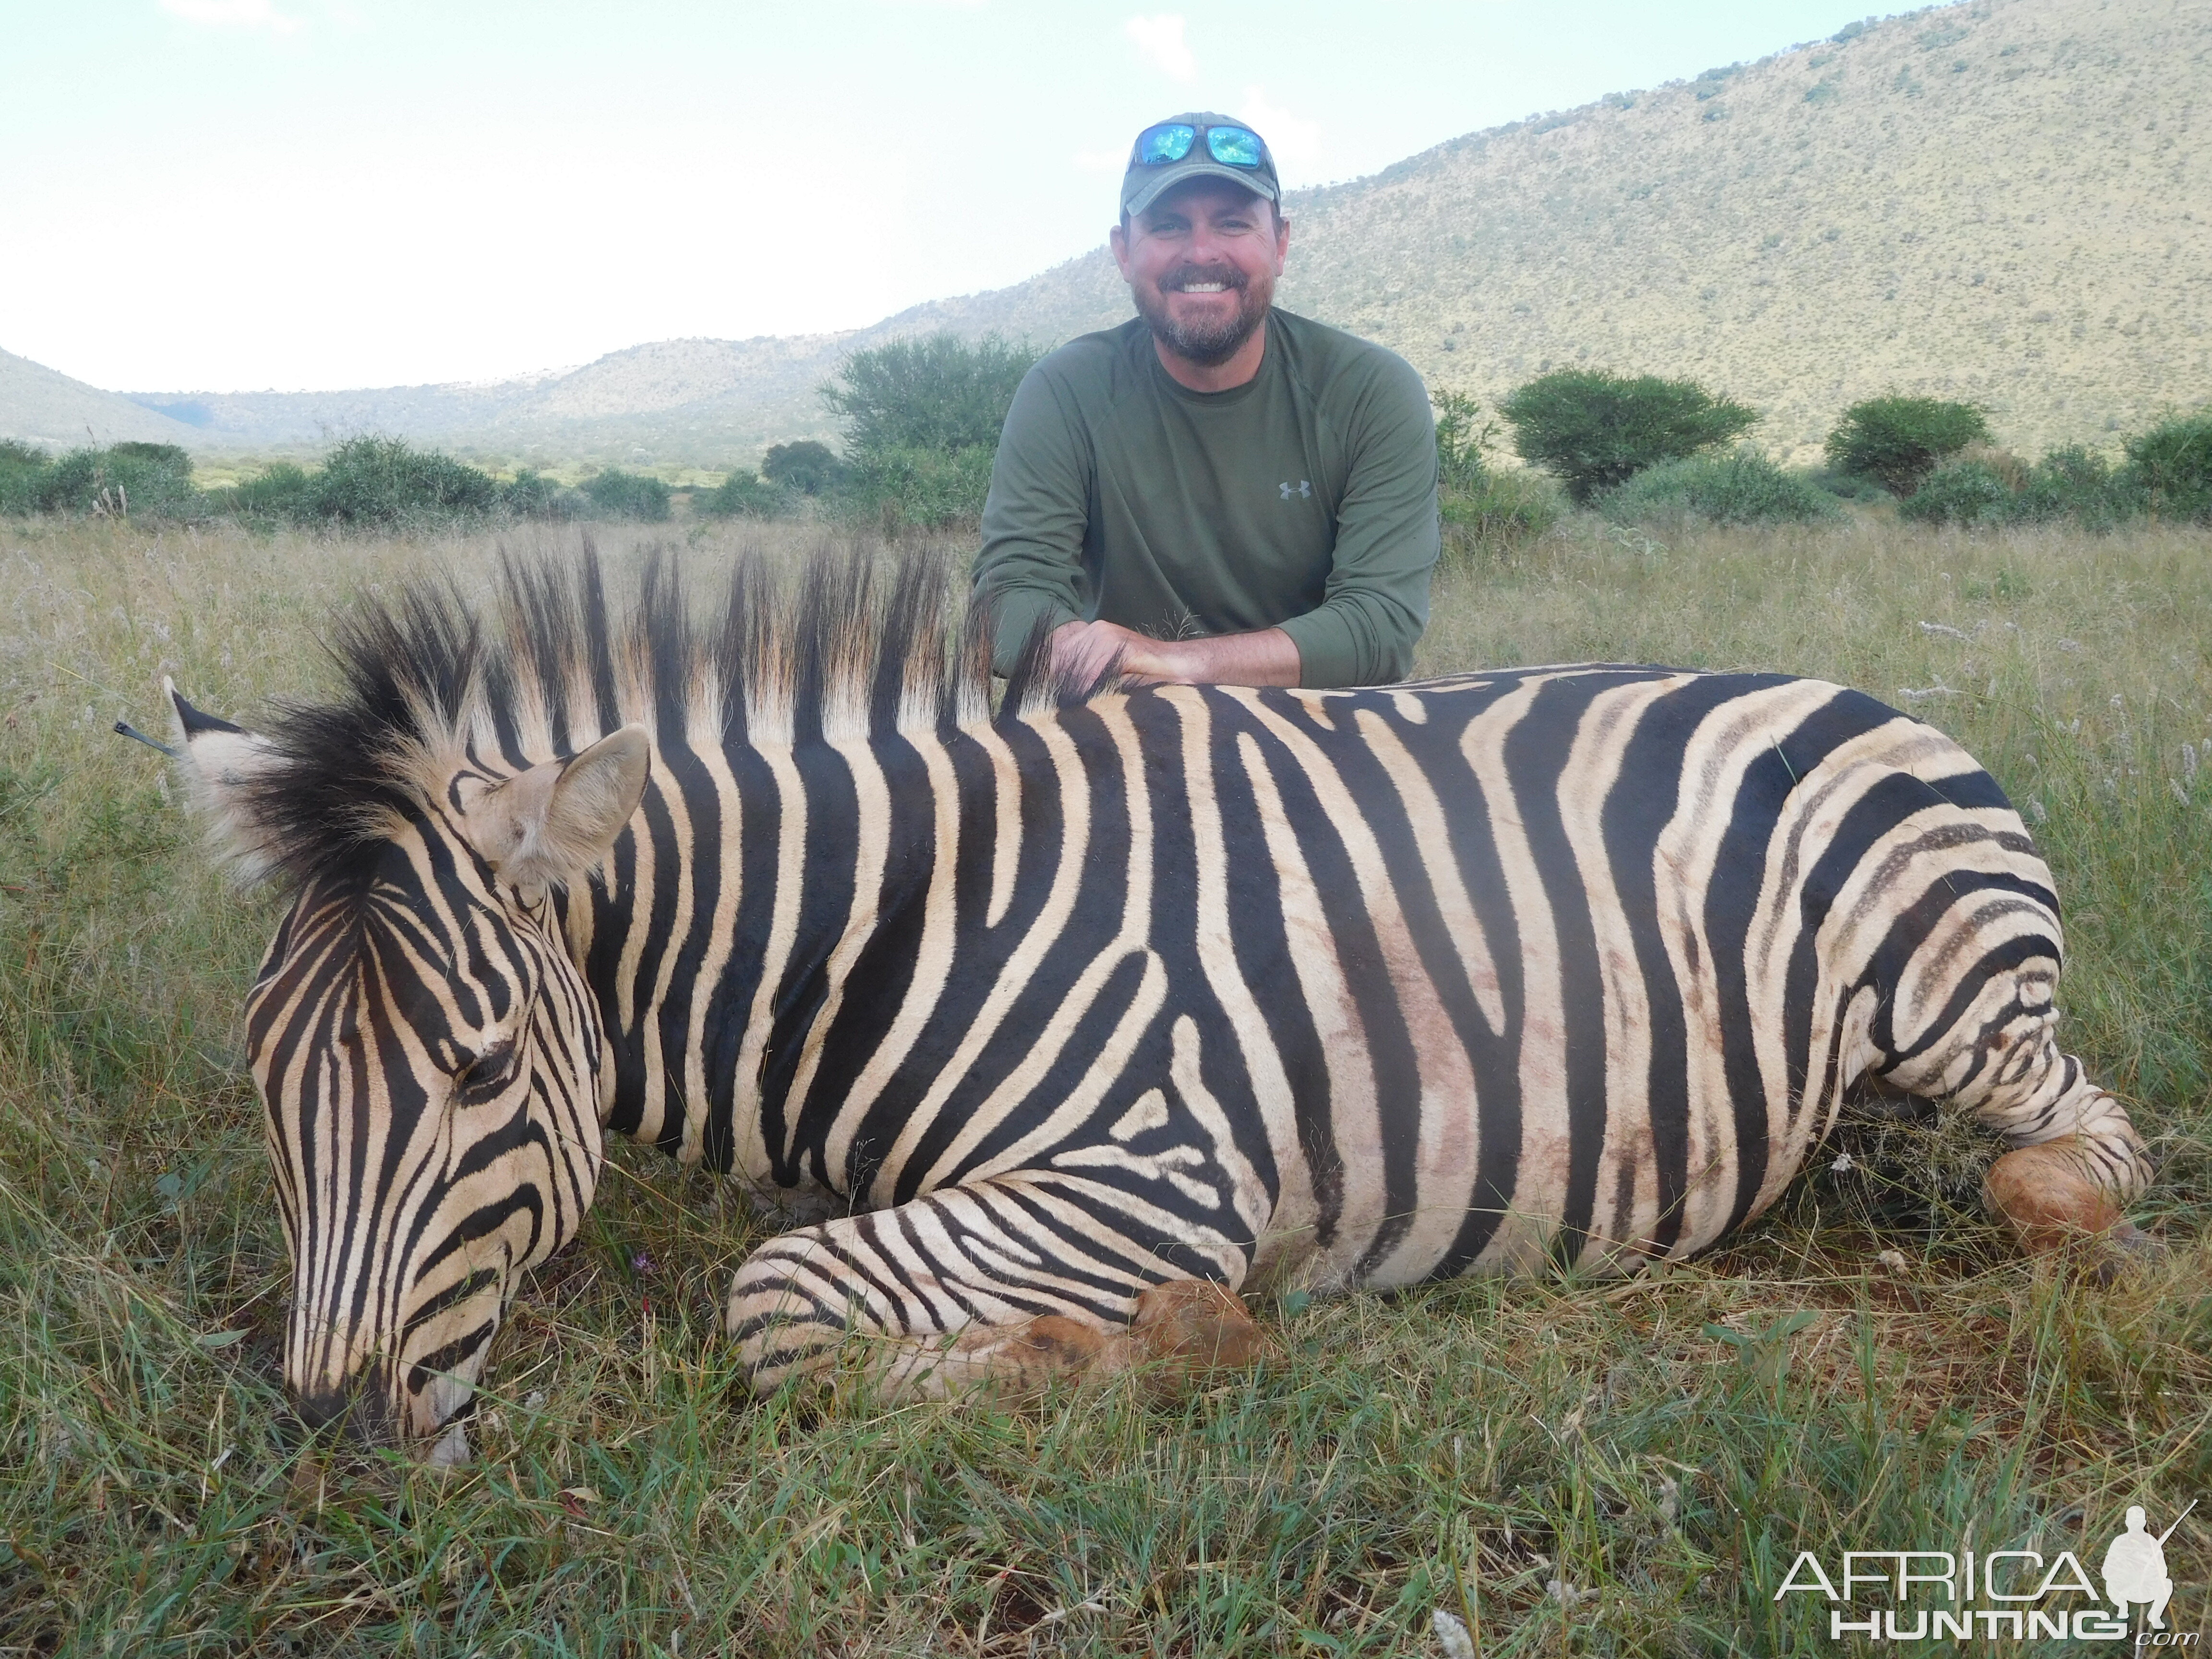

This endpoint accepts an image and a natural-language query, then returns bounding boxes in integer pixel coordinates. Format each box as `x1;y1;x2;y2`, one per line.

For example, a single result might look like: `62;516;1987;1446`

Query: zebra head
167;677;649;1442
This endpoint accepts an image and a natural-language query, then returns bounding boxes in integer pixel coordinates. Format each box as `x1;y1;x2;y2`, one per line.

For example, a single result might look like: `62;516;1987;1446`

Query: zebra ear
165;676;284;877
468;725;651;894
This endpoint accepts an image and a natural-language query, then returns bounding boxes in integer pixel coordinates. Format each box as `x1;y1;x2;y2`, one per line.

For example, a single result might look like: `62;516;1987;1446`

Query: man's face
1111;178;1290;368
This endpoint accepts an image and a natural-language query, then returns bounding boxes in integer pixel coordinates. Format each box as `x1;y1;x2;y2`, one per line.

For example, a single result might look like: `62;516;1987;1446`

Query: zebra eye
454;1041;520;1103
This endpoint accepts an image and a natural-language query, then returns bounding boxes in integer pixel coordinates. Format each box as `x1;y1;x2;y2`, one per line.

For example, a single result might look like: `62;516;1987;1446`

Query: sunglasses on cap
1130;120;1271;171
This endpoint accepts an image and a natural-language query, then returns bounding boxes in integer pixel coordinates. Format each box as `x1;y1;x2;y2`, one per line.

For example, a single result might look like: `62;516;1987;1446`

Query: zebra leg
723;1178;1273;1398
1877;983;2155;1261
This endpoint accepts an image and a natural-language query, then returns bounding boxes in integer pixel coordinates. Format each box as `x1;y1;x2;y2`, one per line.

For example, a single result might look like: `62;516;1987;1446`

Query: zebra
167;546;2154;1439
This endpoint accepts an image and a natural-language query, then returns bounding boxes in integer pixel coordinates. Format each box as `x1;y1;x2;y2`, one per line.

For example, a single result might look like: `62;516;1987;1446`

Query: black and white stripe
175;549;2152;1424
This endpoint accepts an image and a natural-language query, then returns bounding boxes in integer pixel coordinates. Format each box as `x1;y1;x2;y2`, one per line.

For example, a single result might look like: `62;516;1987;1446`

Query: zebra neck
573;723;999;1196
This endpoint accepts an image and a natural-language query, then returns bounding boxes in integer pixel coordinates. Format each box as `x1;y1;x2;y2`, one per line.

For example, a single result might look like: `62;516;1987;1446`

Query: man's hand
1047;620;1302;688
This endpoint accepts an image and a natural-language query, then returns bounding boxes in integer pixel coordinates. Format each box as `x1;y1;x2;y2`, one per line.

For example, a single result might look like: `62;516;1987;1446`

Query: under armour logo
1279;480;1310;500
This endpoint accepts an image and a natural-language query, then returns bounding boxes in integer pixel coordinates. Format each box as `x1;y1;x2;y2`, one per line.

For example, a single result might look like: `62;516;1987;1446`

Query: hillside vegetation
5;0;2199;471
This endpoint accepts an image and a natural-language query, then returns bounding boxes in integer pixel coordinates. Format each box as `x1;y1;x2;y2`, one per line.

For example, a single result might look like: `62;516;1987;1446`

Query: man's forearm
1050;620;1301;688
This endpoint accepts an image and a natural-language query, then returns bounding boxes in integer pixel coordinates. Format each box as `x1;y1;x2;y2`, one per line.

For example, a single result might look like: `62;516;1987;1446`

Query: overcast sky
3;0;1887;394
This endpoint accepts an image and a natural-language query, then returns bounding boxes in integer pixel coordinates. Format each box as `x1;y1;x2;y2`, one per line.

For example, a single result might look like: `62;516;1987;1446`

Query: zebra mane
230;537;1097;894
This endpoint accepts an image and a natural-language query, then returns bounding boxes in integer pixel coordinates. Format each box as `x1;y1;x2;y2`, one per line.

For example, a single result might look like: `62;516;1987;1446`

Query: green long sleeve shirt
974;309;1440;687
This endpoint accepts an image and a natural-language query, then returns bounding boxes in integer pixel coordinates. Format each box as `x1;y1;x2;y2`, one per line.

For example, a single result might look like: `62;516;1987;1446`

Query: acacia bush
1825;396;1991;495
1499;369;1758;503
0;441;48;515
1608;448;1843;526
821;333;1040;456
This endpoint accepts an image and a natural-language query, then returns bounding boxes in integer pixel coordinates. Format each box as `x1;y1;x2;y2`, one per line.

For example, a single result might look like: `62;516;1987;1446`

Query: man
974;111;1440;688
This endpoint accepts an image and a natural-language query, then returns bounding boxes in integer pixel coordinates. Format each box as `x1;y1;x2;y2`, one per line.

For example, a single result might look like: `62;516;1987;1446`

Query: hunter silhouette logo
1772;1500;2199;1643
2104;1502;2192;1633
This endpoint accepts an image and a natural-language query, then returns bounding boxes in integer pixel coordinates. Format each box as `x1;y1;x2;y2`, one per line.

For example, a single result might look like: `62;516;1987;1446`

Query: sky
2;0;1891;395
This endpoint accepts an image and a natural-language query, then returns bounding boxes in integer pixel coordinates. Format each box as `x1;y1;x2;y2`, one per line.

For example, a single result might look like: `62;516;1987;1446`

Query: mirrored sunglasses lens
1138;124;1196;165
1206;127;1265;167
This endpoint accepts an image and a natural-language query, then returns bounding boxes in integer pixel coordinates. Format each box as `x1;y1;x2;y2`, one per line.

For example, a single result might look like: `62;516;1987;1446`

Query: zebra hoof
1983;1141;2146;1275
1130;1280;1278;1394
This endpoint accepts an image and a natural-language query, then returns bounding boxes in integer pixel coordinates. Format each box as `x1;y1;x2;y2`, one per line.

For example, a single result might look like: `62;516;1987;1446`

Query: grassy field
0;510;2206;1656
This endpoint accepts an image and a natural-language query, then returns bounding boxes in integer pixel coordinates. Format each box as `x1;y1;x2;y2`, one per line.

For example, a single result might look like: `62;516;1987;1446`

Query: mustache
1161;264;1249;293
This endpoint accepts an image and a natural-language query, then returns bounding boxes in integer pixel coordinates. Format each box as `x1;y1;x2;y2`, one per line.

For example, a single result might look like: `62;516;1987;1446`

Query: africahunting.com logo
1773;1503;2197;1644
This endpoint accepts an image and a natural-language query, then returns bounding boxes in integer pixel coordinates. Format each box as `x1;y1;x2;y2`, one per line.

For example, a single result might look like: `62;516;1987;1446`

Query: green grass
1;511;2206;1655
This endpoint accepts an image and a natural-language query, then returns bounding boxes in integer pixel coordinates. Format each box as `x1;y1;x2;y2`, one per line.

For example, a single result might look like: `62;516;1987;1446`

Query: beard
1133;263;1273;368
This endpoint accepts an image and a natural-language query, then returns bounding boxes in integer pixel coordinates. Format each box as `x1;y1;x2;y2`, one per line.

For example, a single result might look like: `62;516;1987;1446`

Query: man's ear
464;726;650;894
165;676;284;878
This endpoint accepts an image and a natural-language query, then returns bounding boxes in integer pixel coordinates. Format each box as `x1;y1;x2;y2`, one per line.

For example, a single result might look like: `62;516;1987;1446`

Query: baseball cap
1120;112;1281;218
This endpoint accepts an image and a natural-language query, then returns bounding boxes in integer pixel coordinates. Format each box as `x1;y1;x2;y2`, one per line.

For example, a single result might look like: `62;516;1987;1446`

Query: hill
0;347;207;452
11;0;2206;469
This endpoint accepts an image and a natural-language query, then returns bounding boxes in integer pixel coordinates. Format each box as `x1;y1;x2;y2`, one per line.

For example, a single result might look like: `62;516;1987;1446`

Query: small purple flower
630;1250;657;1277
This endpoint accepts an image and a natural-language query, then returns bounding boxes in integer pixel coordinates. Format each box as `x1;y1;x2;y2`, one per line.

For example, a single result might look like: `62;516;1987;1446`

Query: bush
304;435;498;526
1608;448;1844;526
761;441;844;496
1432;389;1497;495
33;443;202;519
2123;409;2212;523
1825;396;1991;495
0;441;48;516
1499;369;1758;504
847;445;996;531
1897;457;2019;527
696;469;787;519
2010;445;2142;530
218;461;315;519
821;333;1042;456
1900;444;2147;531
580;469;672;522
1440;467;1563;558
499;469;581;520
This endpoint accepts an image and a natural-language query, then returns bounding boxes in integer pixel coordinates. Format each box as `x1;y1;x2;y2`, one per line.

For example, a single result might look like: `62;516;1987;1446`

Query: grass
1;509;2207;1656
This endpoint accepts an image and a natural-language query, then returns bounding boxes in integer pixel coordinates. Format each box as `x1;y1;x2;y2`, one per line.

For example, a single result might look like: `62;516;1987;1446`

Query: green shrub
2010;445;2142;530
696;469;788;519
1431;389;1496;495
499;469;581;520
304;435;498;526
218;462;315;519
1440;467;1563;558
580;469;672;522
1825;396;1991;495
761;441;844;496
1608;448;1844;526
1499;369;1758;504
0;441;48;516
821;333;1042;456
847;445;996;531
34;444;202;519
2123;409;2212;523
1897;457;2019;527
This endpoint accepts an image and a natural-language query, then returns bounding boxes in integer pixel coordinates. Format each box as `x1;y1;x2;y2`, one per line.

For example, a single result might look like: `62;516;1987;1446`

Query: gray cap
1120;112;1280;218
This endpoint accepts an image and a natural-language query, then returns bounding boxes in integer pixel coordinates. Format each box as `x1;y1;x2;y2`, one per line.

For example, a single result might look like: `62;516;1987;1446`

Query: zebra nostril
288;1364;398;1443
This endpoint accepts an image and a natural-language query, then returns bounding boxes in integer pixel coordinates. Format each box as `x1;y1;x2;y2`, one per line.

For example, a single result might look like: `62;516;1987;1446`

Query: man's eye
455;1042;519;1102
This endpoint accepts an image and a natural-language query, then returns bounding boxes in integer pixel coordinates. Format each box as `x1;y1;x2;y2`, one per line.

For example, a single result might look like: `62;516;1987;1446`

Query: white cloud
1238;86;1321;170
1125;14;1195;82
1072;146;1125;176
159;0;301;32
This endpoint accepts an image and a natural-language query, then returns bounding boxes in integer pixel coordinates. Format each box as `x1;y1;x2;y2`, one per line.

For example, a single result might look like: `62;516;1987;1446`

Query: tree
762;440;843;495
1499;370;1758;504
820;332;1041;457
1431;388;1497;495
1825;396;1990;496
